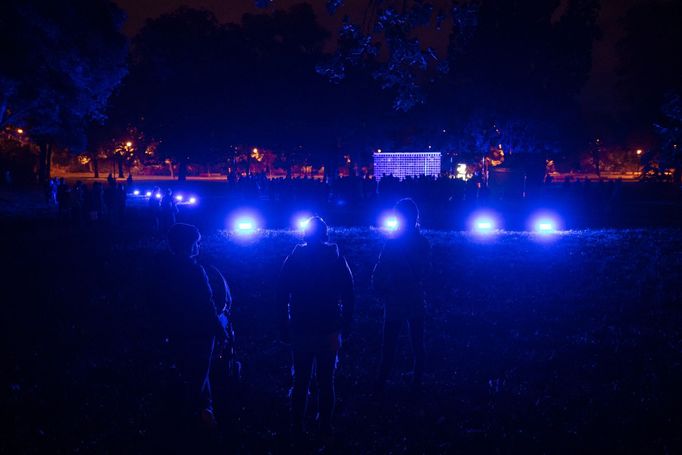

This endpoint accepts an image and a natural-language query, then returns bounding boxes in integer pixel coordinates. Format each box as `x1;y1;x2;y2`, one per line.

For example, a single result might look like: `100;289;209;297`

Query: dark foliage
0;0;128;181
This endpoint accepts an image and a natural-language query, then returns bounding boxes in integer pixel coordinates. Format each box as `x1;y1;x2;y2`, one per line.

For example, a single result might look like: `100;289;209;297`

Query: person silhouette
277;216;354;439
372;198;431;393
160;189;178;232
150;223;225;439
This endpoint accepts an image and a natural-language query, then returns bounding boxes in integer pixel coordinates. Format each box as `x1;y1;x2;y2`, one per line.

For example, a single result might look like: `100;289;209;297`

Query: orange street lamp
636;149;643;155
17;128;24;134
125;141;133;148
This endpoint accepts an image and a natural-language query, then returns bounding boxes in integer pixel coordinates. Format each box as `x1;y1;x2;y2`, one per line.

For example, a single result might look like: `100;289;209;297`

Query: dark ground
2;190;682;453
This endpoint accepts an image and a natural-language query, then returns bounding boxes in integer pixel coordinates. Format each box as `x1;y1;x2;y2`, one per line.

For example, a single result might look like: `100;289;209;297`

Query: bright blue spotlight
155;193;162;199
234;217;256;234
175;194;183;202
537;221;553;232
475;217;495;232
132;189;140;196
533;218;558;234
297;217;311;230
384;216;399;231
145;190;152;197
188;197;197;204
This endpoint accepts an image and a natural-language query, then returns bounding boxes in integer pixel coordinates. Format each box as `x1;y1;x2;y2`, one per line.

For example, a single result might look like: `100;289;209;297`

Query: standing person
372;198;431;393
160;189;178;232
148;186;162;233
149;223;226;446
277;217;354;439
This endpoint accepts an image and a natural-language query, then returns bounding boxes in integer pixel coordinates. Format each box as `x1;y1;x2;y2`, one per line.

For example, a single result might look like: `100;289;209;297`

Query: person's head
303;216;328;244
168;223;201;258
394;198;420;231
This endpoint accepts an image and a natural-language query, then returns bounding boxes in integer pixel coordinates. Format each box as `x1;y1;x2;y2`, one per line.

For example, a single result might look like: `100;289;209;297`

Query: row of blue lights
131;189;198;205
382;210;561;234
229;210;563;235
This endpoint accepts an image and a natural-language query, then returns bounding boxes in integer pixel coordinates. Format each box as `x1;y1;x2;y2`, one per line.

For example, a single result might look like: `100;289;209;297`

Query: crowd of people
151;198;430;448
46;175;128;224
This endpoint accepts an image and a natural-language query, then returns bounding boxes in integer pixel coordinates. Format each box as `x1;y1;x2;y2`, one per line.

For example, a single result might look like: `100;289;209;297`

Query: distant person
372;198;430;393
160;189;178;232
277;216;354;439
116;183;127;223
151;223;226;438
126;173;133;188
107;172;115;187
148;186;162;232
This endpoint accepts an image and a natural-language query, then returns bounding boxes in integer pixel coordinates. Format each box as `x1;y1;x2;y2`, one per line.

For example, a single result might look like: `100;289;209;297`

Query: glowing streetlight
17;128;24;134
125;141;133;148
636;149;643;155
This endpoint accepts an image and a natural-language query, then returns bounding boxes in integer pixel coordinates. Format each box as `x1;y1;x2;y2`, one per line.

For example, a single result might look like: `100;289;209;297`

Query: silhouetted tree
0;0;128;183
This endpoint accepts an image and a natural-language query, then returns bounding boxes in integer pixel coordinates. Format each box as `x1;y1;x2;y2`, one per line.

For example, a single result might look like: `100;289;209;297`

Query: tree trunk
93;154;99;178
118;156;124;178
38;142;53;184
167;160;174;178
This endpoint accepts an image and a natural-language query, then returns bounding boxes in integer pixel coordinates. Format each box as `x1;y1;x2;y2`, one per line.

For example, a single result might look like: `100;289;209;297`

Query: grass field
4;223;682;453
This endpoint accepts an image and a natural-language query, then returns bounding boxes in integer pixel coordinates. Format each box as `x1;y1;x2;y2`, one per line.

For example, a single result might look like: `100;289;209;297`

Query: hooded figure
277;216;354;438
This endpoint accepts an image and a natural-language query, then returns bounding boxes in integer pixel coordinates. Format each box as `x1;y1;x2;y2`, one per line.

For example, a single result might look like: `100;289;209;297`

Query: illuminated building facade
373;152;442;181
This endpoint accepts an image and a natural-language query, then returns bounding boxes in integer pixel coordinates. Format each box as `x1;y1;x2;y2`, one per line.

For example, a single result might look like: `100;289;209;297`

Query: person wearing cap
372;198;431;393
151;223;226;436
277;216;354;439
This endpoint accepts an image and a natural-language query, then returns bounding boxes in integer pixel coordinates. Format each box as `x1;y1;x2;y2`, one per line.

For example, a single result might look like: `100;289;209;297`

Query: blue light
384;216;399;231
175;194;183;202
145;191;152;197
297;217;311;231
188;197;197;204
132;189;140;196
155;193;162;199
474;217;495;232
234;216;257;234
537;221;553;232
532;215;560;234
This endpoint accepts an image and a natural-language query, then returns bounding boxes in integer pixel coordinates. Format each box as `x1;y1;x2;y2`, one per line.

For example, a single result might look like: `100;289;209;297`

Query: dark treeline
1;0;681;183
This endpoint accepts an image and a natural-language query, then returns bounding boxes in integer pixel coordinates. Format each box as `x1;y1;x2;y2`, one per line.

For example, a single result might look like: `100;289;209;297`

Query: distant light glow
297;217;310;230
125;141;133;148
476;220;493;230
384;216;399;231
145;191;152;197
456;163;468;181
17;128;24;134
155;193;162;199
538;222;553;232
636;149;643;155
132;189;140;196
175;194;183;201
188;197;197;204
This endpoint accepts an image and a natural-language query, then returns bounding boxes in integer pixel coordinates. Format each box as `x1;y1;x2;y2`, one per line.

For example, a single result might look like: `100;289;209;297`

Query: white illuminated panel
373;152;441;181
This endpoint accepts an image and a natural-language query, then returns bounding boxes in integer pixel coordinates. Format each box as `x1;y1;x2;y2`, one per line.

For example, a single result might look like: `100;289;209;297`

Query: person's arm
371;244;390;296
339;255;355;336
194;265;224;338
276;248;296;343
